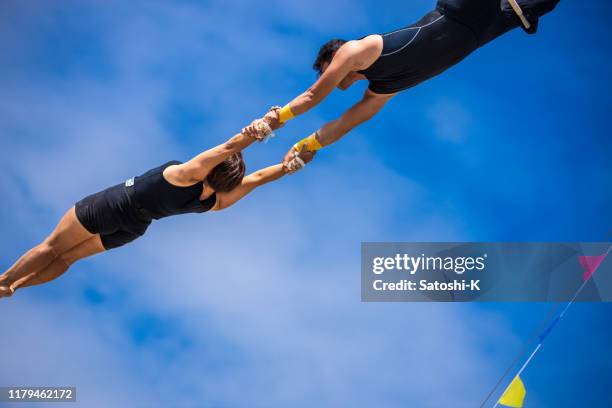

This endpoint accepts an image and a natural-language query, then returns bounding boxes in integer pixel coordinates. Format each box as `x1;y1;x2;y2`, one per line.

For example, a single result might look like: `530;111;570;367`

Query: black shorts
437;0;560;43
75;182;152;250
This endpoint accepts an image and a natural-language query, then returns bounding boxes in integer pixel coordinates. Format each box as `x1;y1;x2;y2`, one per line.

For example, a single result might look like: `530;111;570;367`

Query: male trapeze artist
244;0;560;171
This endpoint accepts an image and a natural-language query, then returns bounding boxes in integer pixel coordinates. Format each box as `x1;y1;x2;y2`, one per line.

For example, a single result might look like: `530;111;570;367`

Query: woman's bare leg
10;236;105;292
0;207;95;297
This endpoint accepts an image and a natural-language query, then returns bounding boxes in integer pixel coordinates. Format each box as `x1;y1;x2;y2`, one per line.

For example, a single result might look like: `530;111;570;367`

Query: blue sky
0;0;610;407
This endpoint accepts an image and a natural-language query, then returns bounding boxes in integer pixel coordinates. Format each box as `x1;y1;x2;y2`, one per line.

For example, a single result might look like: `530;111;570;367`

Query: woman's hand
241;121;261;140
241;107;283;138
241;119;272;141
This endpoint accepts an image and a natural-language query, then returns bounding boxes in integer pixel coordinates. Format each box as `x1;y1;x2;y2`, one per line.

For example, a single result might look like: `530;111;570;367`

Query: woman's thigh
45;207;96;254
61;236;106;265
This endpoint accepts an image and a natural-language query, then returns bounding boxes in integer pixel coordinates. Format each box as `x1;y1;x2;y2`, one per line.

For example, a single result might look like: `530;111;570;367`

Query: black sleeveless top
357;0;522;94
128;161;216;220
358;10;478;94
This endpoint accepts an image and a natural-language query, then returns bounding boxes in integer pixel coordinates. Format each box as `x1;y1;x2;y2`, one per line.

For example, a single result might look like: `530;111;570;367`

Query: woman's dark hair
313;39;347;75
206;152;245;192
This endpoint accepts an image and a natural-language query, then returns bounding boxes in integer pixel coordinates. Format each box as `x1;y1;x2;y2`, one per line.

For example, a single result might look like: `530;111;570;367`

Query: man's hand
262;108;282;130
283;144;316;174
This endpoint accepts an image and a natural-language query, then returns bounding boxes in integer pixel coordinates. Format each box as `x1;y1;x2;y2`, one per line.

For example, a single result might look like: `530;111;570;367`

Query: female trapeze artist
0;111;315;298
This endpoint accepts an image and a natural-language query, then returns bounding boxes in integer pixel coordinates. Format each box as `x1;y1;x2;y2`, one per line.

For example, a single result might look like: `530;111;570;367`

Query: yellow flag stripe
499;376;526;408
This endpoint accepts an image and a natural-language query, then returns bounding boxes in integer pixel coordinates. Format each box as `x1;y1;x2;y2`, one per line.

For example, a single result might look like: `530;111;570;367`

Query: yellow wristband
293;133;323;152
279;105;295;124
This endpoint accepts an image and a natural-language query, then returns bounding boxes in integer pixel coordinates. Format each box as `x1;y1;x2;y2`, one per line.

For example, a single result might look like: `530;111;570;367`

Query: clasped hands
241;107;317;174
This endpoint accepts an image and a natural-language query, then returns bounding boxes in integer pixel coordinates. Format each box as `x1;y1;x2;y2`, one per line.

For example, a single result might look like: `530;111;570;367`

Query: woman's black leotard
358;0;560;94
75;161;216;249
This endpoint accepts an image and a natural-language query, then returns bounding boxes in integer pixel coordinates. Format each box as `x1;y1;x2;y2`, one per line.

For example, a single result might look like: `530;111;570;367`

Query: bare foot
0;285;14;299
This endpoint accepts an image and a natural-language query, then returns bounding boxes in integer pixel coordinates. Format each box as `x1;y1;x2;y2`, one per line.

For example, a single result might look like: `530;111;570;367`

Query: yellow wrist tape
293;133;323;152
279;105;295;124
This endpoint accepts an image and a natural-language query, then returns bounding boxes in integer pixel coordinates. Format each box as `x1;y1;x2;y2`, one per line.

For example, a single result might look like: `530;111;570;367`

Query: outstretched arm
284;42;359;118
316;89;393;147
214;147;316;211
238;41;361;137
176;122;271;185
283;90;393;169
213;164;287;211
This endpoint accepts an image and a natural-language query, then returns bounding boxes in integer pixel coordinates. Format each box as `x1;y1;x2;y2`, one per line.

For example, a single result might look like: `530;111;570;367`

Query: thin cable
481;244;611;408
477;303;560;408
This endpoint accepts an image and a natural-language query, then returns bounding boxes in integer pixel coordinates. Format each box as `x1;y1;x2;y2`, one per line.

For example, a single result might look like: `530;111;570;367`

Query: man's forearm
274;91;319;126
315;103;376;147
316;118;351;147
290;116;363;155
287;89;321;117
315;93;390;148
279;45;359;124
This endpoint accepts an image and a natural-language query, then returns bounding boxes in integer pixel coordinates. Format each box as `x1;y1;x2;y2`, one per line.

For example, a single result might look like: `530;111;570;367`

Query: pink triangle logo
579;255;607;282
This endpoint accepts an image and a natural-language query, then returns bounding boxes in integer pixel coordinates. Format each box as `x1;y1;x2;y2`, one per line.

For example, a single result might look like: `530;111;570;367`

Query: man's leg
8;236;105;293
0;207;95;296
